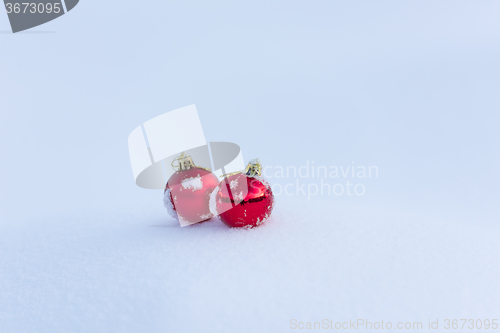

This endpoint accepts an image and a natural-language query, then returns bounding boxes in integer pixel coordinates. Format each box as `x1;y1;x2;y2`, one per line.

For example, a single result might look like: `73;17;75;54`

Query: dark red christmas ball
214;172;274;228
164;166;219;226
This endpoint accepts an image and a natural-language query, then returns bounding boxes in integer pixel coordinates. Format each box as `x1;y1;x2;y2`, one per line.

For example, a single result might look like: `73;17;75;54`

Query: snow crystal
233;191;245;202
200;213;212;220
229;179;239;189
181;176;203;191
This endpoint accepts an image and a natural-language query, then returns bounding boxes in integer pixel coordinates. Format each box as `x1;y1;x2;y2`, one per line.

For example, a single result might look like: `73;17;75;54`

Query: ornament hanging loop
171;152;212;172
171;152;195;171
245;159;262;177
219;158;263;178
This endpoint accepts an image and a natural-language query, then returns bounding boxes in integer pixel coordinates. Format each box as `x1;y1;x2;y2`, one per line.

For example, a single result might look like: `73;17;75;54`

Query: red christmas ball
164;154;219;226
213;160;274;228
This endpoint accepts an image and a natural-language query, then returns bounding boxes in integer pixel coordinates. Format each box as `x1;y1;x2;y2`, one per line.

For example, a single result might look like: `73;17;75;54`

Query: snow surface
1;197;499;333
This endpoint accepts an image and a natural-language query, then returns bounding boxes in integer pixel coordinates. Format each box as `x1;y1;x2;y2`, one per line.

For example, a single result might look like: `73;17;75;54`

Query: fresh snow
0;197;499;333
181;176;204;191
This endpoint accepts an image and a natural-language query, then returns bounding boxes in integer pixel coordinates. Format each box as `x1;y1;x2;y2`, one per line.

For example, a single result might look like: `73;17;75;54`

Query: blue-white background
1;1;499;332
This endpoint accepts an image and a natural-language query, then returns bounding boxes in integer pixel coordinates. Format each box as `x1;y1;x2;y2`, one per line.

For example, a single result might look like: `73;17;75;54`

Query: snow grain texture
1;198;499;333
